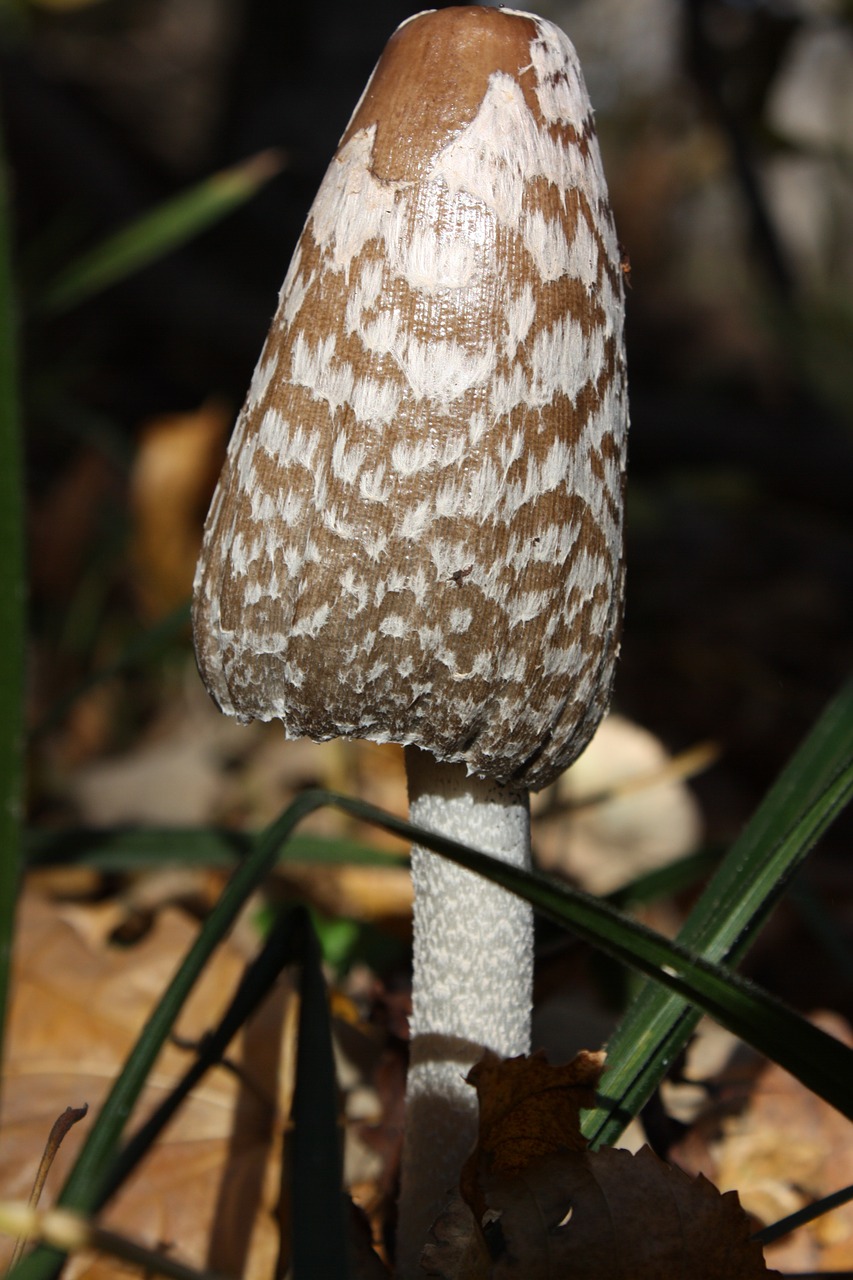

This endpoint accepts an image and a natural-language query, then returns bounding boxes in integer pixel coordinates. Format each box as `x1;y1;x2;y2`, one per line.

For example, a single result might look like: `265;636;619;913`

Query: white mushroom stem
397;746;533;1276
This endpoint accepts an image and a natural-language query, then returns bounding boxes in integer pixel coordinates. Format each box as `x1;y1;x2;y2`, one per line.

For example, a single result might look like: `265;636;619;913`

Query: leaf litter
423;1051;777;1279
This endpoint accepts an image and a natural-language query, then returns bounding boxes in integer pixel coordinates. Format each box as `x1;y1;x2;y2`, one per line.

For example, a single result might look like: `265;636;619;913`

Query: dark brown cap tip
342;6;540;182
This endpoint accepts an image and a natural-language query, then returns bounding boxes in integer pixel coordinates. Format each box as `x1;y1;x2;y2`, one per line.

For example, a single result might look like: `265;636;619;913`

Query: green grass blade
0;111;25;1105
678;678;853;958
39;150;282;314
753;1182;853;1247
25;825;404;871
289;910;350;1280
195;786;853;1128
341;783;853;1121
581;677;853;1146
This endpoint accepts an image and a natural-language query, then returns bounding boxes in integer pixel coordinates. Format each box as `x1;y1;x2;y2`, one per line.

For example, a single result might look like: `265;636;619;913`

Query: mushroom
192;6;627;1274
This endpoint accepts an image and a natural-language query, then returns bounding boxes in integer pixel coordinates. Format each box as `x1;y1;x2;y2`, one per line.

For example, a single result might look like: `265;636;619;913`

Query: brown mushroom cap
192;6;628;792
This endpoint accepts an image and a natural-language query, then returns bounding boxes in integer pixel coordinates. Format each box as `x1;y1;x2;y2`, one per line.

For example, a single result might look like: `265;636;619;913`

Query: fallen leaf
424;1053;777;1278
464;1051;602;1173
672;1011;853;1272
0;891;297;1279
425;1147;777;1280
459;1049;603;1232
480;1146;777;1278
535;715;707;894
421;1191;488;1280
130;401;229;620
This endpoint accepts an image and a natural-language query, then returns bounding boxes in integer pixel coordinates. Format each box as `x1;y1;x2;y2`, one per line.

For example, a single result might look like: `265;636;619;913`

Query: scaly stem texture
397;748;533;1276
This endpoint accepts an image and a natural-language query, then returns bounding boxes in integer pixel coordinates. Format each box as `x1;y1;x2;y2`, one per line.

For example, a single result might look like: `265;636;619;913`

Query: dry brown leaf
130;401;229;619
425;1147;776;1279
483;1146;776;1278
0;891;297;1279
421;1191;489;1280
276;863;412;925
460;1049;604;1227
535;715;706;895
672;1011;853;1272
424;1053;777;1278
465;1050;603;1173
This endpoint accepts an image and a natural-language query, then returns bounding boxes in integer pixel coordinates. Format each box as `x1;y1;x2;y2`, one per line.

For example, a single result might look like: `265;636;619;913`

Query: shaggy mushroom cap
192;6;628;792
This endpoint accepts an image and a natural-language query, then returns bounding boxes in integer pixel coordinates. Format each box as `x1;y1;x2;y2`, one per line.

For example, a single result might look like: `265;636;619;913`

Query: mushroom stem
397;746;533;1275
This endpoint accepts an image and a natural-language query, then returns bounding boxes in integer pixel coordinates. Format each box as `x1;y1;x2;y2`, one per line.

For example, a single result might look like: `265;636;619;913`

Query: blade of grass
753;1182;853;1247
25;823;714;896
210;784;853;1129
288;909;350;1280
0;111;25;1108
25;825;405;871
39;150;282;315
581;676;853;1147
322;780;853;1123
677;679;853;955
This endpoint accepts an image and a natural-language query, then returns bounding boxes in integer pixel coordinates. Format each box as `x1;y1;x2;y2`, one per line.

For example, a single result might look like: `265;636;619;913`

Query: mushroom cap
192;6;628;792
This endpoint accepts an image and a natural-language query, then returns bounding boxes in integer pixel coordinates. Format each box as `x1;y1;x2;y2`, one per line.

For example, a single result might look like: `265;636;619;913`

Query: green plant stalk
676;680;853;957
582;676;853;1147
367;774;853;1121
40;150;282;314
25;827;715;895
0;113;25;1110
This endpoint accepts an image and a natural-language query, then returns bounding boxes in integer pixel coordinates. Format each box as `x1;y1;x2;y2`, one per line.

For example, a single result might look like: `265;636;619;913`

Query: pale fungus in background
192;6;627;1273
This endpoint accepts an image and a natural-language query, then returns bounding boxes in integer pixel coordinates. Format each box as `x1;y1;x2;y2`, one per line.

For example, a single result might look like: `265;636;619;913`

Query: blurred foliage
0;111;24;1097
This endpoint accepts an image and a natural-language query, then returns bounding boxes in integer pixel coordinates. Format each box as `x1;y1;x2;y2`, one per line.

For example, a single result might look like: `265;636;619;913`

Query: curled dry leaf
425;1147;777;1280
461;1049;603;1209
481;1146;777;1279
423;1052;777;1278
